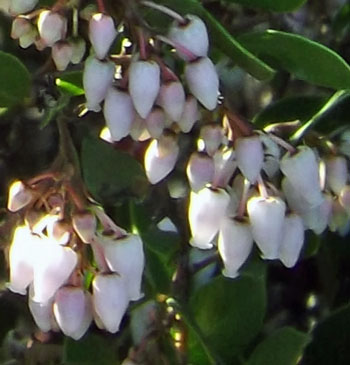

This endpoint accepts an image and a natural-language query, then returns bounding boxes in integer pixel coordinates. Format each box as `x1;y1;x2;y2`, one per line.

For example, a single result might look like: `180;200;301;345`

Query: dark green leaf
40;94;70;128
302;304;350;365
332;3;350;39
56;71;84;96
222;0;306;12
238;30;350;89
81;136;148;203
0;51;31;107
247;327;310;365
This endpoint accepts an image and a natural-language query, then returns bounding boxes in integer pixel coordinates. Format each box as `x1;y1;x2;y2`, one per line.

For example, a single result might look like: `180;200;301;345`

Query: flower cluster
7;178;144;339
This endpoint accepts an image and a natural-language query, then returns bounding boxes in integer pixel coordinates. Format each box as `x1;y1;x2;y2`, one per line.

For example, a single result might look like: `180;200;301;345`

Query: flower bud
72;212;97;243
89;13;117;59
7;180;34;212
103;87;135;141
52;41;73;71
11;16;31;39
278;214;305;268
37;10;67;47
212;147;237;187
247;196;286;260
168;15;209;60
185;57;219;111
144;134;179;184
145;107;165;138
102;234;145;301
280;146;323;208
53;287;92;340
9;0;38;15
186;152;214;192
128;59;160;118
199;124;223;156
29;285;53;332
92;273;129;333
189;187;230;249
218;217;253;278
158;81;185;122
178;95;199;133
70;37;86;64
83;56;114;112
130;114;150;141
235;135;264;184
19;26;38;49
325;155;348;195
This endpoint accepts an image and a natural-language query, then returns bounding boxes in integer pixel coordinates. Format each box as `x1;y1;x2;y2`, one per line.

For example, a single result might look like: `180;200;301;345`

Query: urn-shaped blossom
89;13;117;59
37;10;67;47
128;59;160;118
9;0;38;15
185;57;219;111
178;95;199;133
92;273;129;333
247;196;286;260
52;41;73;71
186;152;215;192
325;155;348;195
200;124;223;156
70;37;86;64
28;285;54;332
158;81;185;122
103;87;135;141
189;187;230;249
72;212;97;244
145;107;165;138
7;180;34;212
11;16;31;39
212;147;237;188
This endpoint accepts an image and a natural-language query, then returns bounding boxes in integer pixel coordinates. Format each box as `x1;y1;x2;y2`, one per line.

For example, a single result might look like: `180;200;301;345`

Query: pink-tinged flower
278;214;305;268
144;134;179;184
128;59;160;118
178;95;199;133
145;107;165;138
72;212;97;244
103;87;135;141
189;187;230;249
218;217;253;278
89;13;117;60
158;81;185;122
53;286;92;340
28;285;54;332
247;196;286;260
168;15;209;60
9;0;38;15
200;124;223;156
83;56;114;112
70;37;86;65
235;135;264;184
52;41;73;71
92;273;129;333
11;16;31;39
212;147;237;188
186;152;214;192
7;180;34;212
185;57;219;111
100;234;145;301
37;10;67;47
280;146;323;208
325;155;348;195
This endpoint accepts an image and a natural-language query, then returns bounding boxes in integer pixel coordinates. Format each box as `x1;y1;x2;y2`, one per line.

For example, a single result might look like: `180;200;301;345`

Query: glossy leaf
247;327;310;365
56;71;84;96
0;51;31;107
238;30;350;89
222;0;306;12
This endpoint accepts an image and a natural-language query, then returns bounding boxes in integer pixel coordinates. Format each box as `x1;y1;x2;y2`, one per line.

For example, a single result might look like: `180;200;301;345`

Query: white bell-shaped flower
128;59;160;118
145;107;165;138
72;212;97;244
168;15;209;60
158;81;185;122
19;26;37;49
37;10;67;47
260;134;281;178
46;219;70;246
185;57;219;111
103;87;135;141
282;177;314;215
278;214;305;268
53;286;92;340
83;56;114;112
325;155;348;195
189;187;230;249
7;180;34;212
144;134;179;184
28;285;53;332
200;124;223;156
186;152;215;192
101;234;144;301
280;146;323;208
235;135;264;184
218;217;253;278
178;95;199;133
11;16;31;39
89;13;116;59
9;0;38;15
92;273;129;333
213;147;237;187
70;37;86;65
247;196;286;260
32;241;78;303
52;41;73;71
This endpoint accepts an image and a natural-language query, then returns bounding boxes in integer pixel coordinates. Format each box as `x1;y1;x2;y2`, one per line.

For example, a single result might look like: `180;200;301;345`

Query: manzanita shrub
1;0;350;364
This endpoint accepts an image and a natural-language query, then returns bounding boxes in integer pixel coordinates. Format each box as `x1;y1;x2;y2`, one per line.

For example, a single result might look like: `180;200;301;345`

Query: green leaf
188;274;267;363
81;135;148;203
56;71;84;96
247;327;310;365
238;30;350;89
0;51;31;107
222;0;306;12
302;304;350;365
152;0;276;80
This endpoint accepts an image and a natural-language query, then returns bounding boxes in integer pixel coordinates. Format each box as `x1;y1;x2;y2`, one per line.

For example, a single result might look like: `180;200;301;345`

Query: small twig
268;133;297;154
237;178;251;219
96;0;106;13
141;1;186;24
257;174;268;199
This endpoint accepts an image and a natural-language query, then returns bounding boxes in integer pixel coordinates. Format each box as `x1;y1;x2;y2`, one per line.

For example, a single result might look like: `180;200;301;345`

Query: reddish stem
138;28;147;60
96;0;106;13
